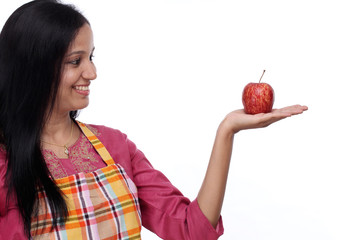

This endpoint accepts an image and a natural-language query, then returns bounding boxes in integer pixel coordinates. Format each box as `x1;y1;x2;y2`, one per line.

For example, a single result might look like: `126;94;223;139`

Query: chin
71;102;89;111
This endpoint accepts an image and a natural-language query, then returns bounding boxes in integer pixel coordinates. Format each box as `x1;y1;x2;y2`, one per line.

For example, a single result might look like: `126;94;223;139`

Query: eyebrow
66;47;95;57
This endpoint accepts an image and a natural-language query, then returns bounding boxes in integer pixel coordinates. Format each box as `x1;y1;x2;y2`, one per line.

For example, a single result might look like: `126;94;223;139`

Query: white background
1;1;360;239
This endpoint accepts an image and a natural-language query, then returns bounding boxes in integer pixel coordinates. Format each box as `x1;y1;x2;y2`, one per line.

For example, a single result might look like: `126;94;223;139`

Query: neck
42;112;74;144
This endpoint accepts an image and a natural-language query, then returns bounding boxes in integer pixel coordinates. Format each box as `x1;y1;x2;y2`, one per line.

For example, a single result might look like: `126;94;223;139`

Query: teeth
74;86;89;91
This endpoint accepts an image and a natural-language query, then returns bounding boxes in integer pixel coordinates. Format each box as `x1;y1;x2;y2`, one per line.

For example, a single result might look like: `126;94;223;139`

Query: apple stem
259;70;266;83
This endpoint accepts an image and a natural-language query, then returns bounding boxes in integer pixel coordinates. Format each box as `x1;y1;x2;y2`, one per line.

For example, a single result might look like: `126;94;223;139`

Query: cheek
60;71;77;89
57;80;74;102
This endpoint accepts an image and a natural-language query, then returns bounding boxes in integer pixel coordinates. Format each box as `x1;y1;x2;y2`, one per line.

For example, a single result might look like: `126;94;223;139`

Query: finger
254;112;288;127
288;105;308;115
276;105;308;115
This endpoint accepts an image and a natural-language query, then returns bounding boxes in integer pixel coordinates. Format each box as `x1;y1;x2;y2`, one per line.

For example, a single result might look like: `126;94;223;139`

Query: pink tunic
0;124;224;240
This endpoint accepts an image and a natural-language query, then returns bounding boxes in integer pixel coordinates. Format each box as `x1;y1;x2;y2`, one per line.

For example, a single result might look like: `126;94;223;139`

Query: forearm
197;120;234;228
196;105;308;228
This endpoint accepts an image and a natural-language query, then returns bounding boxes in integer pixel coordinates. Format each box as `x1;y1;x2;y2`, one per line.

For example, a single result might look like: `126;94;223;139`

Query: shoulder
77;121;135;150
78;122;140;160
79;122;127;140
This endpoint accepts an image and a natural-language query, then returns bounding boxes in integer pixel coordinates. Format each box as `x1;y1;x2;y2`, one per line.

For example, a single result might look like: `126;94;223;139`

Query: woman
0;0;307;239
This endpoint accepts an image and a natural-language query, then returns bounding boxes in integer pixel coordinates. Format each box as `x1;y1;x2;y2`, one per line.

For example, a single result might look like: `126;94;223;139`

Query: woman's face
55;24;96;114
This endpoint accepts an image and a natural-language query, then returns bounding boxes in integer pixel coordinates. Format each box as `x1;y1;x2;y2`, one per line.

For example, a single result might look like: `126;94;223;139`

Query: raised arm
197;105;308;227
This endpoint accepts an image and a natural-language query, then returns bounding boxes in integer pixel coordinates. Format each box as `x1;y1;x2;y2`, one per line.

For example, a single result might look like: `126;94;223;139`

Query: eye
69;58;81;65
90;54;95;62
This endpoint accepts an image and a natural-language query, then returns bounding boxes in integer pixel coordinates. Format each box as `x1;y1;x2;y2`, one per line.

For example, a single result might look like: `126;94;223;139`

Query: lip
73;84;90;96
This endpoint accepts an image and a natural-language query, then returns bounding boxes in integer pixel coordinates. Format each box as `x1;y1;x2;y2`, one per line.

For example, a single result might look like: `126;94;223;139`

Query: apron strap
76;120;116;166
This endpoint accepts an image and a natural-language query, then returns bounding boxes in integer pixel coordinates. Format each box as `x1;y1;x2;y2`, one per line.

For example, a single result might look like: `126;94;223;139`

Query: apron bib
30;121;142;240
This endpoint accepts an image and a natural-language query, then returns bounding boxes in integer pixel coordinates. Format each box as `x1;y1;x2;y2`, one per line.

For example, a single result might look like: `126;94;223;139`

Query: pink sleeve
0;154;27;240
126;137;224;240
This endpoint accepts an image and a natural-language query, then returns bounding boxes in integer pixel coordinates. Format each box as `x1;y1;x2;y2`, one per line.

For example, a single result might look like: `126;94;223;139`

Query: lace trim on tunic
42;124;104;179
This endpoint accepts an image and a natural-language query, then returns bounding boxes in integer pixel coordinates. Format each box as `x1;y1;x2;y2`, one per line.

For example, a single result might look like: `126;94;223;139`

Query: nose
82;61;97;80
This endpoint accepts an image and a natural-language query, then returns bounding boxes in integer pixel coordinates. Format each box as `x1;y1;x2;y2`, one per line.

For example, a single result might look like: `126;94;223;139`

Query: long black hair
0;0;89;237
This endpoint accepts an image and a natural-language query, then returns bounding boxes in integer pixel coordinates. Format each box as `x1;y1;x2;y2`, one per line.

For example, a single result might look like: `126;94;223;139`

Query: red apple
242;70;274;114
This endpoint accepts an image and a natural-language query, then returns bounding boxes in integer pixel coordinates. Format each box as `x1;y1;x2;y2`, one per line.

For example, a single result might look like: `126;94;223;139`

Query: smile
74;85;89;91
73;85;90;96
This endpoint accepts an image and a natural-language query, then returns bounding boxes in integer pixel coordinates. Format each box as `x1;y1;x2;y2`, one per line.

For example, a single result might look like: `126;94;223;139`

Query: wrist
218;117;236;138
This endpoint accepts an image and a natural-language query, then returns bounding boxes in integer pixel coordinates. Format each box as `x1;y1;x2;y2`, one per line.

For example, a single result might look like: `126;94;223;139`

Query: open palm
223;105;308;134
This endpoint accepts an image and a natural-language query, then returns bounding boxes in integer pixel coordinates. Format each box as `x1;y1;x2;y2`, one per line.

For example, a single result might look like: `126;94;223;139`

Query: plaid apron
30;121;142;240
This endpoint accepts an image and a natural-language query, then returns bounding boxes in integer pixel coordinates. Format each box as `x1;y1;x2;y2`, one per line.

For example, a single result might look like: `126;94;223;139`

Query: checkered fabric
30;121;142;240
